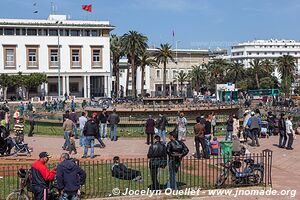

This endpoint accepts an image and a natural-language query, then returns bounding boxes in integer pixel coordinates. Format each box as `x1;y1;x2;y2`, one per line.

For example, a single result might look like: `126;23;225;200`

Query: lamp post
56;21;62;99
175;40;180;96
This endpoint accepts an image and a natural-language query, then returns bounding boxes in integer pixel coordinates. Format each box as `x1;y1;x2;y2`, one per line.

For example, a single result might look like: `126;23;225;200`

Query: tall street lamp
175;40;180;95
56;21;62;99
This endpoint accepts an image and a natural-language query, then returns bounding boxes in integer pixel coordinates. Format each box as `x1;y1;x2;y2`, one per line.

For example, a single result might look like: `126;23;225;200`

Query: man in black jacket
147;135;167;189
279;113;287;148
56;153;86;200
98;109;108;139
111;156;142;181
166;131;189;190
82;113;99;158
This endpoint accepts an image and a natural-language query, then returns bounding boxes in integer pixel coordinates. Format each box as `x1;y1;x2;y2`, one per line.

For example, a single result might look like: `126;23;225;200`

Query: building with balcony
230;39;300;70
0;14;114;99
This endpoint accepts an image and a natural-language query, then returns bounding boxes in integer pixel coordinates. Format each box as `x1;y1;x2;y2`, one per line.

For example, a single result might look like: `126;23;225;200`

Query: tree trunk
115;63;120;98
285;78;288;96
180;82;183;97
26;90;30;101
131;57;136;98
162;62;167;97
255;73;260;89
3;87;7;100
141;66;145;97
126;65;130;97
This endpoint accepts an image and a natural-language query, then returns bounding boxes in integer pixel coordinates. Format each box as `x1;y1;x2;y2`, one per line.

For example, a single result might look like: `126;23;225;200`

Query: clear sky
1;0;300;49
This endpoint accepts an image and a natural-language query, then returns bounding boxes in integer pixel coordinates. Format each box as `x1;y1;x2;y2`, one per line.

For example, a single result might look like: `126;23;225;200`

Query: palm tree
121;31;148;98
110;34;123;97
174;71;189;96
276;55;296;95
227;61;245;82
188;65;207;95
261;59;275;76
153;43;175;97
207;59;230;83
250;59;262;89
137;52;157;96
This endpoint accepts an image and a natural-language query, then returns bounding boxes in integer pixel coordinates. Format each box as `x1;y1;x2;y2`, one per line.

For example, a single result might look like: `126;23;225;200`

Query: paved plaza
1;134;299;199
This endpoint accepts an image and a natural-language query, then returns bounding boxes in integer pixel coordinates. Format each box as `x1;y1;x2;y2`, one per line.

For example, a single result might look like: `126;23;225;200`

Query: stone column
87;75;91;99
83;75;87;98
62;75;66;98
66;76;70;96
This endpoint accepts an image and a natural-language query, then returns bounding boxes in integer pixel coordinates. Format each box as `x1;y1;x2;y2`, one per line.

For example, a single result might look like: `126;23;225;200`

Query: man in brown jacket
62;115;74;151
194;116;206;159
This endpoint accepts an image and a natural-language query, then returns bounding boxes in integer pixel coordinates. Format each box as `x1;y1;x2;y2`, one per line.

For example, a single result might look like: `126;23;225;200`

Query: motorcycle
216;158;264;188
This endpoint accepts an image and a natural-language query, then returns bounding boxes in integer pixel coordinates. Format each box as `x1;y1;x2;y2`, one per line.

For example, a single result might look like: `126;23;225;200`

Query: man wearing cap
31;152;56;200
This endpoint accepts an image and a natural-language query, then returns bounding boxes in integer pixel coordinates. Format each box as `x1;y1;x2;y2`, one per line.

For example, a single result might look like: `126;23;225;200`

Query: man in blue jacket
56;153;86;200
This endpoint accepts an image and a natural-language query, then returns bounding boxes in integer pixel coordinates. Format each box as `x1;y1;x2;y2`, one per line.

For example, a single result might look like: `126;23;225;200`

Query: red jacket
31;160;56;188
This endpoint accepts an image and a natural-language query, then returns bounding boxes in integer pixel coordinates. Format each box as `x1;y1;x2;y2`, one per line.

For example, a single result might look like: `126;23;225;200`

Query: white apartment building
230;39;300;73
0;14;113;99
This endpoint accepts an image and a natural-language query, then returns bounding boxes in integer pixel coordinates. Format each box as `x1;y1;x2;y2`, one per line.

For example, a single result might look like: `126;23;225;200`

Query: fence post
262;149;273;188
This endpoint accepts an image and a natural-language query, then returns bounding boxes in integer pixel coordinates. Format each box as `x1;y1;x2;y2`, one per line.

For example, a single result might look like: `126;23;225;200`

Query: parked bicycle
6;168;59;200
216;158;264;188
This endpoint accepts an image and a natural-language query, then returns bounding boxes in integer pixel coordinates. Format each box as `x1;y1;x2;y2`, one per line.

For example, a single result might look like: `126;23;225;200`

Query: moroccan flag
82;4;92;12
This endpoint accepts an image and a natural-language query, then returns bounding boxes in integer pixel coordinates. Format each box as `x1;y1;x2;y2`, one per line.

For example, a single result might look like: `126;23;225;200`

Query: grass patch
15;121;227;138
0;162;206;199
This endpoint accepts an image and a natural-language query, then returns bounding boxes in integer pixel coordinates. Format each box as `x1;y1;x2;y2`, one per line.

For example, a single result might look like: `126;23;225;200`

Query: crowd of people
62;108;120;159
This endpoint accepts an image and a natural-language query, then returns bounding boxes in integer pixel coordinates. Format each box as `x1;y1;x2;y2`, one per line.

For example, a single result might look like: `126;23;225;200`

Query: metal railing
0;150;272;199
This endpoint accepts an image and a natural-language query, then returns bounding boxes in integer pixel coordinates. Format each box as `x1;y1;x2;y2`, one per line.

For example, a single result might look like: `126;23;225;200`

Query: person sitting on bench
111;156;143;182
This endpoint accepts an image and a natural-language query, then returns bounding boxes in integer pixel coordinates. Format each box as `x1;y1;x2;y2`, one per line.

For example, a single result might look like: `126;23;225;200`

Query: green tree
261;59;275;76
236;80;248;91
276;55;296;95
154;43;175;97
250;59;262;89
10;72;25;99
121;31;148;97
260;77;274;89
174;71;189;96
188;65;207;95
110;34;124;97
23;73;47;99
226;62;245;82
137;51;157;97
0;74;12;100
207;59;230;83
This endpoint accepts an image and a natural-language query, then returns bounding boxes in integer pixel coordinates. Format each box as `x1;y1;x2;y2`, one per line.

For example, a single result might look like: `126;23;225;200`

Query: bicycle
6;169;30;200
6;168;59;200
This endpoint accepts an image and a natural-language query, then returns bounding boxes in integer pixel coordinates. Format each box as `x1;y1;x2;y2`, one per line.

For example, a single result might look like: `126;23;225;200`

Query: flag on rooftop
82;4;92;12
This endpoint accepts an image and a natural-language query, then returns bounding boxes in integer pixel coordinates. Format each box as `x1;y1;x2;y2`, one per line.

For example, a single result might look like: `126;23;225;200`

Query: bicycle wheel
216;169;229;188
6;191;29;200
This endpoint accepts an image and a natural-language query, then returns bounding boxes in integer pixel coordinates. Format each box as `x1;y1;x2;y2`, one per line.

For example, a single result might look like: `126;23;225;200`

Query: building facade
0;15;113;99
230;39;300;71
118;48;227;97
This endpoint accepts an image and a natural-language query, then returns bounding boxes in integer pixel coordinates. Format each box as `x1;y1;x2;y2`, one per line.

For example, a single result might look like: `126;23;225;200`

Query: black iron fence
0;150;272;200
